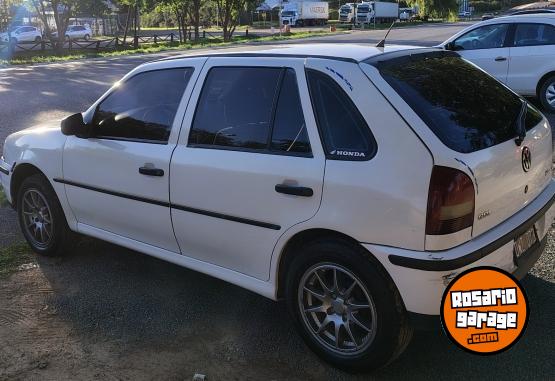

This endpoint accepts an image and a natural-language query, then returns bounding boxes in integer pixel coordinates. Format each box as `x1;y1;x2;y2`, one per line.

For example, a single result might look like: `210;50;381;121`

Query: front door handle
275;184;313;197
139;165;164;177
494;56;507;62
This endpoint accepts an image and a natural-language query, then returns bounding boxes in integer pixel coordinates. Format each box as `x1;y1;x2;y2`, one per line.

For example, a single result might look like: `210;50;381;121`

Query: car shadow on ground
31;237;555;380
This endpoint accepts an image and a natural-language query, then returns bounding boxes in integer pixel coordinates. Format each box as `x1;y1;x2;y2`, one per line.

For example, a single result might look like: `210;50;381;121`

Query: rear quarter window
371;52;536;153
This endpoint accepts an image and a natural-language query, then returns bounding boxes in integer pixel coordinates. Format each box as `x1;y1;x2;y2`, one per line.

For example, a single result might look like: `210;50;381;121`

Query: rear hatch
365;50;552;241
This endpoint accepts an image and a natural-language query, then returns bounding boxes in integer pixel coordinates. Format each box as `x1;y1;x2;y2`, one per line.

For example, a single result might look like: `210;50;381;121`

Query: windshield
282;11;296;16
357;5;369;11
369;52;542;153
340;6;351;11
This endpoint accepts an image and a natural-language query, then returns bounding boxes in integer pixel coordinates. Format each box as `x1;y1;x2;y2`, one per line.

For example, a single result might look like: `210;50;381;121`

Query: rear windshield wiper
514;99;527;146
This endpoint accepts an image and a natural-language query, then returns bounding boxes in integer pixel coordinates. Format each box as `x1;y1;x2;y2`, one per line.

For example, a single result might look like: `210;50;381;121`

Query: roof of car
487;13;555;21
156;43;428;64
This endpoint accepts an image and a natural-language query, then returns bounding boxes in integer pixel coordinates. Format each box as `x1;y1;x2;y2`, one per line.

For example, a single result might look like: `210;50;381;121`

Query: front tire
285;238;412;372
84;34;90;41
17;174;74;257
539;75;555;112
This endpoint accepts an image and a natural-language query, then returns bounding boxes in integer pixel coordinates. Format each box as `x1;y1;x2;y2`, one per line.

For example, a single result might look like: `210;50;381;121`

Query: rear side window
189;67;312;156
306;69;376;161
93;68;192;143
374;53;529;153
514;23;555;46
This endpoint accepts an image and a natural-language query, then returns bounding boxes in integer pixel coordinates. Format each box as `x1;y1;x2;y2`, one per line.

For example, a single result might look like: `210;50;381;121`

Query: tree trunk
122;6;132;46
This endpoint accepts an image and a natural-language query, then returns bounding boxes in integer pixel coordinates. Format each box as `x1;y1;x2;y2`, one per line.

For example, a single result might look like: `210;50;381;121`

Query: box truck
356;1;398;24
280;1;329;26
339;3;356;23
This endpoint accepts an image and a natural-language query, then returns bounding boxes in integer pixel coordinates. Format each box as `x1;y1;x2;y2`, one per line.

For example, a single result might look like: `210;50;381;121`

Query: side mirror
444;42;455;51
61;113;92;138
445;41;462;51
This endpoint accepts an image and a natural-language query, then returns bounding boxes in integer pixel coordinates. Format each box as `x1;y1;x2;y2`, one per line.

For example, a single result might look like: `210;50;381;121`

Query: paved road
0;23;554;380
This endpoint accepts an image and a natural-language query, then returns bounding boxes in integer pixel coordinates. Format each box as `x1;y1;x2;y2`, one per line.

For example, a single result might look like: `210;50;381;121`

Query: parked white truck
339;3;356;23
280;1;329;26
356;1;398;24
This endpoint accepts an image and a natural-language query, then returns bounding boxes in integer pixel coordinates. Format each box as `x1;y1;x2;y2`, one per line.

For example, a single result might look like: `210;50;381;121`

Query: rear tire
285;238;412;372
84;34;90;41
17;174;75;257
539;75;555;113
34;36;41;42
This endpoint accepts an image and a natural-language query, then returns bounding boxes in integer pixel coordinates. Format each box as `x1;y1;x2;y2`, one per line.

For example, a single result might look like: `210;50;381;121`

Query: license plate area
513;226;539;266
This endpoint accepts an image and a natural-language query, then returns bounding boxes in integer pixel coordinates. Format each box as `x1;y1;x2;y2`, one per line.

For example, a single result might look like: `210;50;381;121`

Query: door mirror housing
444;41;463;51
444;41;455;50
61;113;92;138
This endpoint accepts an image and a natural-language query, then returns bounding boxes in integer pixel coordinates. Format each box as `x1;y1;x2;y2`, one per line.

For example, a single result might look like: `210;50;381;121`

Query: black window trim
453;22;514;50
186;65;314;158
91;67;195;145
305;68;378;162
510;22;555;47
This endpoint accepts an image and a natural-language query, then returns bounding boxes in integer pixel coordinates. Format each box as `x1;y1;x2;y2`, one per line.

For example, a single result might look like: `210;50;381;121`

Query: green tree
0;0;23;31
30;0;78;50
412;0;458;17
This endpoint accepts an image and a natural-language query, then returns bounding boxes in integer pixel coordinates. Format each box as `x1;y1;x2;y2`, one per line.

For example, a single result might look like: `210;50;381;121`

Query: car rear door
507;22;555;95
451;23;512;84
62;59;205;252
169;57;325;280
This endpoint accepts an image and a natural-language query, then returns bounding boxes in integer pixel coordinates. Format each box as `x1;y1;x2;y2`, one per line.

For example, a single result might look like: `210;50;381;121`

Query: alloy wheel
298;263;377;355
546;83;555;107
21;189;54;249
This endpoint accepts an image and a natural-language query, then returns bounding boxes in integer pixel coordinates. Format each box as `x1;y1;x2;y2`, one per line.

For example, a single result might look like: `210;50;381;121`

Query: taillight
426;166;475;235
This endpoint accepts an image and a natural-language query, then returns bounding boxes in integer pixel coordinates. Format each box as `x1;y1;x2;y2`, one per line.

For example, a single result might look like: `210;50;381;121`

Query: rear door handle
494;56;507;62
139;166;164;177
275;184;313;197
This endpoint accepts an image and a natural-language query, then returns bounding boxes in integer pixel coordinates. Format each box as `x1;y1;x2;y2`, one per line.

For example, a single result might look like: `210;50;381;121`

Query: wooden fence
0;33;180;56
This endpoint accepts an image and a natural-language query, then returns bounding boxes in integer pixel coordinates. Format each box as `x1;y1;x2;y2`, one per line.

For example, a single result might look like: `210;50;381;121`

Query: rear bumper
362;179;555;317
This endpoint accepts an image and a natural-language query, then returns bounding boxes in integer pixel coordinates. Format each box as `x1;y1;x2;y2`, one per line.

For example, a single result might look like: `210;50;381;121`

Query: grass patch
0;242;35;278
0;31;342;66
0;187;8;207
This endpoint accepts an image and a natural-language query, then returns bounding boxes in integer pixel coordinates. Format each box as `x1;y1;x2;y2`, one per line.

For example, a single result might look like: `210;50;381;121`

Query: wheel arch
275;228;389;299
10;163;47;209
536;70;555;98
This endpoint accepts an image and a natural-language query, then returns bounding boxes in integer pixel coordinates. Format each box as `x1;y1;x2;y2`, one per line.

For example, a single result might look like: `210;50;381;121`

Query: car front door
170;58;326;280
507;22;555;95
62;60;204;252
451;23;512;84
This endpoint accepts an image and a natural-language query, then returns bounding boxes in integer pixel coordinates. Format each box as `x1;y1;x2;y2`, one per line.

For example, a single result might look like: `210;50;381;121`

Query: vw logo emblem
522;146;532;172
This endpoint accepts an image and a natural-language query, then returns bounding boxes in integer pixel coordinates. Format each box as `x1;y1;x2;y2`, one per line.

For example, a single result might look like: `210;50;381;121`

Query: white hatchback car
0;26;42;43
1;44;554;371
52;25;92;41
441;14;555;111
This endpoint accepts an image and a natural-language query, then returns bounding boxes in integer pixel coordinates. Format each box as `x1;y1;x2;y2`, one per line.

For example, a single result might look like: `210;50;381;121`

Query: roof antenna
376;20;396;48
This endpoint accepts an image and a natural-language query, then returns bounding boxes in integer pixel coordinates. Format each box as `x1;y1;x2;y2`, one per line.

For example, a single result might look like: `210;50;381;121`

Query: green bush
469;0;503;12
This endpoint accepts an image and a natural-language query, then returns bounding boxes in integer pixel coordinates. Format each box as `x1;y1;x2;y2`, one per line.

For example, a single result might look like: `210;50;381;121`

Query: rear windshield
371;52;543;153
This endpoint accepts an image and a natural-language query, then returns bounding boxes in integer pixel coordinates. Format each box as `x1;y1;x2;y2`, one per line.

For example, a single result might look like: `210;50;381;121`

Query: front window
372;52;543;153
92;68;193;143
282;11;296;17
453;24;509;50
